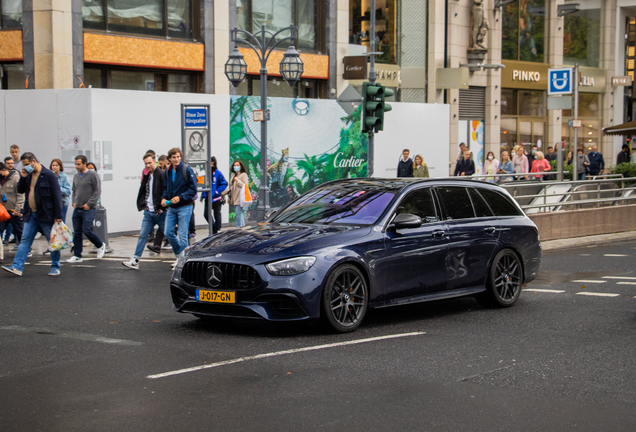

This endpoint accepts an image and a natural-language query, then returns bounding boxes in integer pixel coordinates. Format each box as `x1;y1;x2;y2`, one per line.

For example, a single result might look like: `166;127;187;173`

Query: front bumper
170;259;325;321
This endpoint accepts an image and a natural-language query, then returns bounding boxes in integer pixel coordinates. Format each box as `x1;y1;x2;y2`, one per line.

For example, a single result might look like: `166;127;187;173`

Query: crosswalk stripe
576;292;620;297
617;282;636;285
604;254;629;257
522;289;565;293
602;276;636;280
571;280;606;284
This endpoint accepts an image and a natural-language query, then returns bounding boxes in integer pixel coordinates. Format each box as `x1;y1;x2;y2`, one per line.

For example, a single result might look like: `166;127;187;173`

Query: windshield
271;186;396;225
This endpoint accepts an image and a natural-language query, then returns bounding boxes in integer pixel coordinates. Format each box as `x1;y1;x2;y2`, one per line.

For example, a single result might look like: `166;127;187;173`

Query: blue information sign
548;68;573;95
184;108;208;127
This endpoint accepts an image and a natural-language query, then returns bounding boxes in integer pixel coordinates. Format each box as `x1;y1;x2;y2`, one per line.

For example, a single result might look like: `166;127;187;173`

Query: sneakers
161;239;172;250
27;251;33;258
122;258;139;270
2;266;22;277
48;269;60;276
189;233;196;239
34;233;42;240
171;258;178;269
96;243;106;259
66;256;83;263
146;245;161;254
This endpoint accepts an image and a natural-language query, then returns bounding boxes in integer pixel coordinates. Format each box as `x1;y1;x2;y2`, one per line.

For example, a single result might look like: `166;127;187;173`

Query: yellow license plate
197;290;235;303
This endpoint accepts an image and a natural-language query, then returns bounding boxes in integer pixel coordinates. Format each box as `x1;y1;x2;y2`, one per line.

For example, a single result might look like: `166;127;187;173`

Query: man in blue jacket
587;145;605;176
200;156;228;234
2;152;63;277
454;150;476;176
162;147;198;267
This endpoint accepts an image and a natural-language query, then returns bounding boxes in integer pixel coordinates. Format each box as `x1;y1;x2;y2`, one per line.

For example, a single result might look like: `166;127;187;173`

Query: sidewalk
4;228;636;263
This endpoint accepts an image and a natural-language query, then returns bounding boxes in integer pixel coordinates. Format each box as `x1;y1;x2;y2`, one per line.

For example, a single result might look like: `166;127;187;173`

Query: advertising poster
229;96;368;221
469;120;484;175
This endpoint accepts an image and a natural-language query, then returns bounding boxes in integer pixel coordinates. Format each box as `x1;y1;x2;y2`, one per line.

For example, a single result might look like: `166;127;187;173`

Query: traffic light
362;82;382;133
361;82;393;134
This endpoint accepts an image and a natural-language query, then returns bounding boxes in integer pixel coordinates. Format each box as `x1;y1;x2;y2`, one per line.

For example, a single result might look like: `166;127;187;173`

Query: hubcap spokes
330;270;367;327
495;255;520;301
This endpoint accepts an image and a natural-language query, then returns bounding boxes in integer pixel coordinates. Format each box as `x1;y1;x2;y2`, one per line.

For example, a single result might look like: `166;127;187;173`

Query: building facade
1;0;633;167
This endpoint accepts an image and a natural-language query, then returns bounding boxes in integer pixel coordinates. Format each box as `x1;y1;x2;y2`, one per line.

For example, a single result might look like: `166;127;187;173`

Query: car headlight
175;246;192;270
266;256;316;276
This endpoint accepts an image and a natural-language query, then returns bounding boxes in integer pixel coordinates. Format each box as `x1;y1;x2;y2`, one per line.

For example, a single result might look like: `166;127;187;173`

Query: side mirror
389;213;422;231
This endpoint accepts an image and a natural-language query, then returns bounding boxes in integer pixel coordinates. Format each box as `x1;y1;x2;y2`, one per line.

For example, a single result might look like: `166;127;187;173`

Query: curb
541;231;636;251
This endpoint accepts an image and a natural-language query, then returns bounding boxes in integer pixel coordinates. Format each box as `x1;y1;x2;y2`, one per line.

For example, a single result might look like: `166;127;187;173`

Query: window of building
237;0;323;53
83;0;195;39
0;0;21;28
563;2;601;68
1;63;23;89
83;66;199;92
500;89;546;157
502;0;546;63
236;76;324;99
562;93;601;153
349;0;397;65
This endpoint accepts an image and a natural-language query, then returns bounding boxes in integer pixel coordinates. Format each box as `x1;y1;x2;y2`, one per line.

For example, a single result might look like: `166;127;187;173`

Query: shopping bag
49;221;73;251
239;184;253;208
0;205;9;223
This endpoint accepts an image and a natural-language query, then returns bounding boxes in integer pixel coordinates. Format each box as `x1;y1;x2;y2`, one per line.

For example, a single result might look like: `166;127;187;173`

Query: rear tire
321;264;368;333
477;249;522;308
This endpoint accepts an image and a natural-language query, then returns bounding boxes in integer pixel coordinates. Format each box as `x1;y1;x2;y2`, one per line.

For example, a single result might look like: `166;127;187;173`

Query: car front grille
181;261;262;290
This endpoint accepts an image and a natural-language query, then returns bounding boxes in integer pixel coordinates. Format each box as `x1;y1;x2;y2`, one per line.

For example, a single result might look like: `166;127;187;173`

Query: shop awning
603;120;636;136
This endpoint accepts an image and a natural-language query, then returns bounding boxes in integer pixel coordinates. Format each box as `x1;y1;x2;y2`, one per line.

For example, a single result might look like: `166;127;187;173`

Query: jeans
61;205;68;223
133;211;167;259
578;172;586;180
235;205;245;228
72;208;104;258
203;198;223;233
0;214;23;244
165;205;193;255
12;212;60;272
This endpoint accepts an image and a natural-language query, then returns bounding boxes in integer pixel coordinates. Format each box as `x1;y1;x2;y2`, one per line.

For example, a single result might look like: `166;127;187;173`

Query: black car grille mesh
181;261;262;290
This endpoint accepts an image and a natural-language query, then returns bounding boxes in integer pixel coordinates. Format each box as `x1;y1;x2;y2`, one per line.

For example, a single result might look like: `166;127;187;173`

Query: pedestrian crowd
1;143;251;276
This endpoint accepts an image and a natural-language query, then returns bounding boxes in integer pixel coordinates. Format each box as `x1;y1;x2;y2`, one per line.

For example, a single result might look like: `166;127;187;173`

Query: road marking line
522;289;565;293
0;325;142;346
602;276;636;280
579;254;591;256
604;254;629;257
576;292;620;297
571;280;606;284
147;332;425;379
617;282;636;285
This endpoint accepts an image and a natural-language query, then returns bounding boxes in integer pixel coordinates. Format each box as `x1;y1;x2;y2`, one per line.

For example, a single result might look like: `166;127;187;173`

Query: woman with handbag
230;160;250;228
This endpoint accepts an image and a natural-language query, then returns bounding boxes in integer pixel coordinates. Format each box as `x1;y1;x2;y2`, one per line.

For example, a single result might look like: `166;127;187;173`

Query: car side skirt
370;286;486;309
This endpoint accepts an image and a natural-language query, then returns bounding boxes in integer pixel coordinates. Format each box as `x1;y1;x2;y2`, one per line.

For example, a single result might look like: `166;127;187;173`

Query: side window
468;188;494;217
395;188;439;223
478;189;523;216
435;187;476;221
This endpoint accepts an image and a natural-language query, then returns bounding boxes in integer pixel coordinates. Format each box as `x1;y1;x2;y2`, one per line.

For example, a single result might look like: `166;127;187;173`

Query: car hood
192;223;366;256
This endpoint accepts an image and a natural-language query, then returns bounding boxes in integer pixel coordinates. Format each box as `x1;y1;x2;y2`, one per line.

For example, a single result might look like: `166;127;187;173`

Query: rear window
477;188;523;216
435;187;475;220
468;188;494;217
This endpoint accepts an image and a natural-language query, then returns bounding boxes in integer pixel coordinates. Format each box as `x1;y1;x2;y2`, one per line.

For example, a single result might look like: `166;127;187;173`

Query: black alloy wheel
322;264;368;333
478;249;522;307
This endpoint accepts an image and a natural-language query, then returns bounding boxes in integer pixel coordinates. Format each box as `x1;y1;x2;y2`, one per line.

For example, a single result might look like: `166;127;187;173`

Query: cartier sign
343;56;367;80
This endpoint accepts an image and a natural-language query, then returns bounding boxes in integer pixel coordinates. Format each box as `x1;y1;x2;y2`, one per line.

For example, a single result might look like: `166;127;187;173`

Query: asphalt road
1;241;635;431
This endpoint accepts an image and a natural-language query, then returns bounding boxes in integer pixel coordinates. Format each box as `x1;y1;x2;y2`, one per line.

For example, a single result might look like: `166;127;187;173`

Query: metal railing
452;173;636;213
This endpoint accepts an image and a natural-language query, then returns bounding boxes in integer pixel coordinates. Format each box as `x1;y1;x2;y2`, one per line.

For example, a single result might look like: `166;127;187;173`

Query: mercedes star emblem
207;265;223;288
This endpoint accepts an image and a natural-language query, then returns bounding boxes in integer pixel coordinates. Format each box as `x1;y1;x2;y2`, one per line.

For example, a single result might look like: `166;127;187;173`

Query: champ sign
548;68;573;95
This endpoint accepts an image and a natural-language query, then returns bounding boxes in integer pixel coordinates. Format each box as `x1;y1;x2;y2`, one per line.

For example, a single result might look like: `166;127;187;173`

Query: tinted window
468;188;493;217
272;186;396;225
395;188;438;224
478;189;523;216
435;187;475;220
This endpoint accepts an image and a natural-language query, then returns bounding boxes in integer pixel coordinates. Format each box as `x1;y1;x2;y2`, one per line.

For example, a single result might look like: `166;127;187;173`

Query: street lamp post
225;25;304;221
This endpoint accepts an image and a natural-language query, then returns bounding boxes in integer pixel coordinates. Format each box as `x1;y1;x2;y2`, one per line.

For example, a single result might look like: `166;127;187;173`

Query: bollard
90;205;113;254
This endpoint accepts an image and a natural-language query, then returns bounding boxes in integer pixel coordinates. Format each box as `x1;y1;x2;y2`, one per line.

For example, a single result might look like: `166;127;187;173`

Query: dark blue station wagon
170;178;542;332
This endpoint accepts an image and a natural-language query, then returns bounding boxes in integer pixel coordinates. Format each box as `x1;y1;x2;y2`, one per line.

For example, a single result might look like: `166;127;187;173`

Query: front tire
321;264;368;333
478;249;522;308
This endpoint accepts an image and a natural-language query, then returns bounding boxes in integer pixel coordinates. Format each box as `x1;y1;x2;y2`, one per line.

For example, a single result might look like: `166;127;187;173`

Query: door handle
484;227;497;234
432;230;445;238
